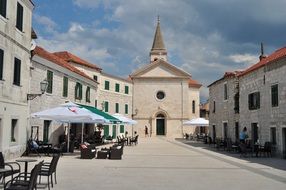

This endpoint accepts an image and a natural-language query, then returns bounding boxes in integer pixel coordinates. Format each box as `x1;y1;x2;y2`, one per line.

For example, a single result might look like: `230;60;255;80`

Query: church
130;19;202;138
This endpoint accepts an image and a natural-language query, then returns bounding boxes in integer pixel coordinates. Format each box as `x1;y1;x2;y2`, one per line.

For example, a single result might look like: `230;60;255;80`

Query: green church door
156;114;165;135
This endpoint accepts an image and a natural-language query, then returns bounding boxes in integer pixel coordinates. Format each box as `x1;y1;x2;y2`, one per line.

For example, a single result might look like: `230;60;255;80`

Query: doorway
212;125;216;141
282;128;286;159
156;114;165;135
251;123;258;143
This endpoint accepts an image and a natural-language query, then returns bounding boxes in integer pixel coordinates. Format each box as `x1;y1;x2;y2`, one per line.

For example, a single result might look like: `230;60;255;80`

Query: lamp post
131;108;138;137
27;79;49;100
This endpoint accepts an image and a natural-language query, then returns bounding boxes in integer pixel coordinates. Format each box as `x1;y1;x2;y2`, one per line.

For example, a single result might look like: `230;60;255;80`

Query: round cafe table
16;158;37;180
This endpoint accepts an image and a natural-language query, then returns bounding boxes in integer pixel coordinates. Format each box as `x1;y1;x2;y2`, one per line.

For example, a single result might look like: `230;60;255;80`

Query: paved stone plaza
10;137;286;190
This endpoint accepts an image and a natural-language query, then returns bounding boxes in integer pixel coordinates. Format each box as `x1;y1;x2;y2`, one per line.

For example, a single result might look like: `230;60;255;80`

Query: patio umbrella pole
81;123;84;143
67;123;70;153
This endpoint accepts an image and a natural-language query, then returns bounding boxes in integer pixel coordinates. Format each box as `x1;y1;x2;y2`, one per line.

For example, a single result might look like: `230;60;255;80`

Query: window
224;83;228;100
0;49;3;80
125;86;129;94
16;2;23;31
120;125;124;133
94;100;97;108
125;104;128;114
104;81;110;90
46;70;53;93
75;82;82;100
62;76;68;97
115;83;120;92
0;0;7;18
248;92;260;110
270;127;276;145
115;103;119;113
93;75;97;81
103;125;109;137
271;84;278;107
104;101;109;112
86;86;90;102
156;91;165;100
11;119;17;142
192;100;195;113
13;58;21;86
213;101;216;113
112;125;117;139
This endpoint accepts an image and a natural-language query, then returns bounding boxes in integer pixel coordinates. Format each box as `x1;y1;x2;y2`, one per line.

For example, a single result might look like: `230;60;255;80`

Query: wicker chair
80;144;96;159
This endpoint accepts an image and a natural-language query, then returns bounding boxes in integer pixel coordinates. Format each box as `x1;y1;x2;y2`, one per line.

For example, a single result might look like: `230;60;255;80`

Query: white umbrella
31;102;107;150
112;113;137;125
183;118;209;126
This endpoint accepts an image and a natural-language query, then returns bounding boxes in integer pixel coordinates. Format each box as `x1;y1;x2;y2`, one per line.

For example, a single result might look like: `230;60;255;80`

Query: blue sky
32;0;286;102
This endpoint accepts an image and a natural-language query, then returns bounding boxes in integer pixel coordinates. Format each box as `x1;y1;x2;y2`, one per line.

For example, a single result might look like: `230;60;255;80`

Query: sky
32;0;286;102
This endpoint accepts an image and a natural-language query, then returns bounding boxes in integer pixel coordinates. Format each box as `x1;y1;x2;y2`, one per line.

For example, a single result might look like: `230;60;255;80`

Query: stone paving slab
6;137;286;190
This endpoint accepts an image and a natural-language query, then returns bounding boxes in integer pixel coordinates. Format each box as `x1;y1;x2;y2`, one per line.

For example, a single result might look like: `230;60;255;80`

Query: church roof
53;51;102;71
189;79;202;88
151;18;166;51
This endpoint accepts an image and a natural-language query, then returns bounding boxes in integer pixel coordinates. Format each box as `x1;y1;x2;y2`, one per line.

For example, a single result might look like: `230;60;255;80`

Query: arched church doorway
156;113;165;135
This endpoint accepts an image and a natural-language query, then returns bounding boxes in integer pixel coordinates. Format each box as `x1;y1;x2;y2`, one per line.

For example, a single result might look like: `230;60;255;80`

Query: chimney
259;42;267;61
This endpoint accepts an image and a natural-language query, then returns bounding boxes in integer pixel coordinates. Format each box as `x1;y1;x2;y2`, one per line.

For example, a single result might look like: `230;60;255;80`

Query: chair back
50;154;60;174
0;152;4;168
28;161;43;190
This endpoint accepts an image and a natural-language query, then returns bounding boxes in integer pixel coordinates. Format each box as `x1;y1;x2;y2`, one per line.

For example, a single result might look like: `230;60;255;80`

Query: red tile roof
53;51;102;71
32;46;96;83
239;47;286;77
189;78;202;88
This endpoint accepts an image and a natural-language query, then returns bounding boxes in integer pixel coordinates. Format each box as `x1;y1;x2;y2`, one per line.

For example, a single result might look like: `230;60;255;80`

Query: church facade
130;20;201;138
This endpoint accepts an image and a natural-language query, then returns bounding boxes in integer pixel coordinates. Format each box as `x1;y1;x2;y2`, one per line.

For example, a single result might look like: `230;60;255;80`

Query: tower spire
150;16;167;62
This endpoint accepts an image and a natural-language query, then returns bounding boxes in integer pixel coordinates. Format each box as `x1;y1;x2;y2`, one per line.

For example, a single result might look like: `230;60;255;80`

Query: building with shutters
208;45;286;157
0;0;34;159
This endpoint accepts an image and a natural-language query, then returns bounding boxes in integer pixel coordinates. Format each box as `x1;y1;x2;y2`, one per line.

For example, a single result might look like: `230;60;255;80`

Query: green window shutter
115;83;120;92
0;0;6;18
104;81;110;90
103;125;109;137
86;86;90;102
120;125;124;133
125;86;129;94
104;101;109;112
63;76;68;97
0;49;3;80
16;2;23;31
79;83;82;99
112;125;117;139
75;82;82;100
271;84;278;107
257;92;260;109
115;103;119;113
125;104;128;114
13;58;21;86
47;70;53;93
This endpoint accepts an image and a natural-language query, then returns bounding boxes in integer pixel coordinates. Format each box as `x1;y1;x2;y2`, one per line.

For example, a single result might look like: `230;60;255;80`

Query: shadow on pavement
175;138;286;171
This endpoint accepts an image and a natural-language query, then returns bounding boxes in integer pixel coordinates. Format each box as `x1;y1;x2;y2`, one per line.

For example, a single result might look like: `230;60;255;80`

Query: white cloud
229;54;258;66
33;14;57;34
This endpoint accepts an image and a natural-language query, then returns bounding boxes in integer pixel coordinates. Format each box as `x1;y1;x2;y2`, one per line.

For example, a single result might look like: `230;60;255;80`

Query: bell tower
150;16;167;62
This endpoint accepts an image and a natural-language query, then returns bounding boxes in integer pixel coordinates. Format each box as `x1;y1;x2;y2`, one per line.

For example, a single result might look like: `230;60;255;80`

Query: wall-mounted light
27;79;49;100
132;108;138;118
101;101;105;111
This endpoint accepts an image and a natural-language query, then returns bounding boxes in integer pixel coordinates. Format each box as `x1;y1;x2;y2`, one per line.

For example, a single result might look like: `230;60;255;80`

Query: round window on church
156;91;165;100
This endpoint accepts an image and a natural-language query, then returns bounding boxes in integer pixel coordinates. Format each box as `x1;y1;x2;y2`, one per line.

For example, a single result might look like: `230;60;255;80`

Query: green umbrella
77;104;121;124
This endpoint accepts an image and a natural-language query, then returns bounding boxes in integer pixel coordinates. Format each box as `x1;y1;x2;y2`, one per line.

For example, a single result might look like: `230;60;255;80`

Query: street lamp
27;79;49;100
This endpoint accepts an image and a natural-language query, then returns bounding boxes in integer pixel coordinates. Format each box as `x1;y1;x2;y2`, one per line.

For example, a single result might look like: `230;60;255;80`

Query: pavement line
168;139;286;184
104;166;241;170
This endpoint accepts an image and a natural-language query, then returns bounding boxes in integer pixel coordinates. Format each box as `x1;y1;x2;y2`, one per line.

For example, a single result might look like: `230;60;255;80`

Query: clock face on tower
156;91;165;100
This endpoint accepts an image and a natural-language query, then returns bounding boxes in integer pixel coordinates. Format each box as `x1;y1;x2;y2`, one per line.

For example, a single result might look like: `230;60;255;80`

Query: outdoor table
16;158;37;181
0;168;11;185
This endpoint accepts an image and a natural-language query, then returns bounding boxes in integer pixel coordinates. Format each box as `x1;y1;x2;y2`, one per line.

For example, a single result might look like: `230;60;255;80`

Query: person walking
239;127;248;143
145;125;148;137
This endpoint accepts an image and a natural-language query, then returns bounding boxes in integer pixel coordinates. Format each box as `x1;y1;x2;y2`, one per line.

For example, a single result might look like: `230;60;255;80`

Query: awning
78;104;121;124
